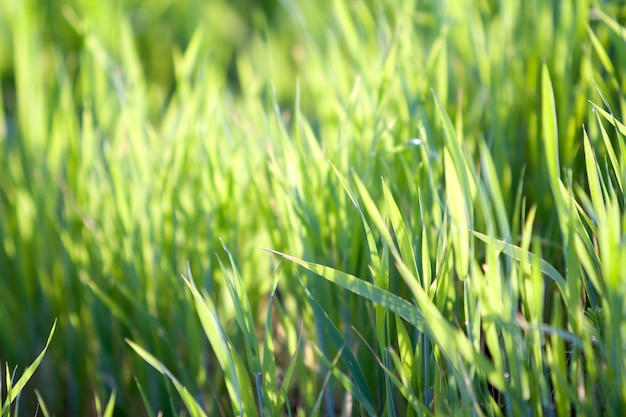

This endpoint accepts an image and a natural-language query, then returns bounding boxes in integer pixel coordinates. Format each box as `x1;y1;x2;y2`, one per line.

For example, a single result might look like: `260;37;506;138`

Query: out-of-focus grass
1;0;626;415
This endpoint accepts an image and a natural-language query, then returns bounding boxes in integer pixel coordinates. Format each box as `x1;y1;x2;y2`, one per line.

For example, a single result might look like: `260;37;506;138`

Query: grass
1;0;626;415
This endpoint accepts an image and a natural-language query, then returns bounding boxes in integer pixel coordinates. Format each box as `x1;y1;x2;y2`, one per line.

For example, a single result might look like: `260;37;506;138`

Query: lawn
1;0;625;415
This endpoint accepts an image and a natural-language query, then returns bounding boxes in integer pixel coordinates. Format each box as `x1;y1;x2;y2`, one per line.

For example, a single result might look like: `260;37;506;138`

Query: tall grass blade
125;339;207;417
2;320;56;413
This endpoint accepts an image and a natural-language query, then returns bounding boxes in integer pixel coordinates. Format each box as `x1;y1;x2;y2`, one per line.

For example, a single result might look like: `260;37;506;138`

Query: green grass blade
219;243;261;375
382;181;420;283
479;139;512;241
277;334;300;413
133;377;157;417
34;390;51;417
473;231;567;295
266;249;505;392
432;91;473;219
589;101;626;136
331;163;382;286
353;326;435;417
181;271;248;416
583;128;607;225
593;109;624;194
541;64;564;217
261;266;282;415
298;277;376;417
126;339;207;417
2;320;56;411
101;391;116;417
443;149;471;279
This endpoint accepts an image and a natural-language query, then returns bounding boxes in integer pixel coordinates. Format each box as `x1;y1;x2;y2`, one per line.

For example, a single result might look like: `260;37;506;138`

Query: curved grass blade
473;231;567;298
344;175;505;387
432;90;473;218
264;249;505;392
434;90;474;279
181;268;256;417
34;390;51;417
2;320;56;413
126;339;207;417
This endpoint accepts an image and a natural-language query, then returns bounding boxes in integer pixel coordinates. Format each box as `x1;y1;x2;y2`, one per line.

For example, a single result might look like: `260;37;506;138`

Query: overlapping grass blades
128;248;304;416
268;75;626;414
2;0;626;415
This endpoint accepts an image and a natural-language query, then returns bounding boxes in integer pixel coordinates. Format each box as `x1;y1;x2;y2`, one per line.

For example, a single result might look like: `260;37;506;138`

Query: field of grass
1;0;626;415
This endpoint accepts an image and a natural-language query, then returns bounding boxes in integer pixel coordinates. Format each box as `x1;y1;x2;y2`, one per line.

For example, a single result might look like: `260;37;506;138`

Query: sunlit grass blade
592;108;624;195
589;101;626;136
330;163;383;286
473;231;567;294
587;25;615;77
583;128;607;225
181;268;257;417
2;320;56;414
94;391;116;417
219;242;262;374
261;265;282;415
394;316;414;392
443;149;470;279
479;139;512;241
433;91;473;279
265;248;505;392
541;64;564;219
382;181;419;283
181;270;243;415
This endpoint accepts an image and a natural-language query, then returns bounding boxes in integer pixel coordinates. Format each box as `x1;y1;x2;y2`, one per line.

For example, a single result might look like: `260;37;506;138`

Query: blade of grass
34;390;51;417
125;340;207;417
298;277;376;417
473;231;567;295
181;267;258;417
2;320;56;412
265;248;506;393
133;377;157;417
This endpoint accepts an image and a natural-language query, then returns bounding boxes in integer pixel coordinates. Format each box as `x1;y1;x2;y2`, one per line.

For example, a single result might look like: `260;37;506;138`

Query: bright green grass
1;0;626;415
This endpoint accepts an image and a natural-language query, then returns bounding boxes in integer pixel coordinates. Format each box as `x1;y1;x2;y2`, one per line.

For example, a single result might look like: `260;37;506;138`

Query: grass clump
1;0;626;415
